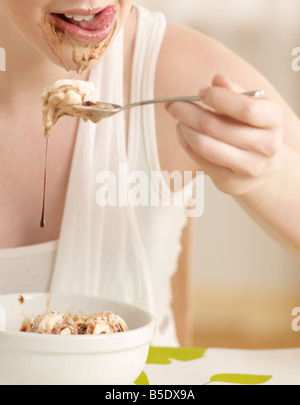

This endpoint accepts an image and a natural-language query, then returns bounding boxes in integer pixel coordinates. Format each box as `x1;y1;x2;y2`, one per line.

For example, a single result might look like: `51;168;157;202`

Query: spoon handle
122;95;201;111
123;90;265;111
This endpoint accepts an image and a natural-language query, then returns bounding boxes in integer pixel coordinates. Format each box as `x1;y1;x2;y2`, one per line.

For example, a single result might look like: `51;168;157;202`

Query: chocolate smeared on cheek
39;14;69;71
39;14;118;74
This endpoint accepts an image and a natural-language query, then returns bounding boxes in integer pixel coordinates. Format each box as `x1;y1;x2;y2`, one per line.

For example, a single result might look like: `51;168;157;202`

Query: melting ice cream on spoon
40;79;98;228
41;79;96;137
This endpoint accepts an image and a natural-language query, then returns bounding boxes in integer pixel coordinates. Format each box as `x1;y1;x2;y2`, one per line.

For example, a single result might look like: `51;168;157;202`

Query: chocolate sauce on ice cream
27;311;78;335
26;311;129;335
40;80;95;227
41;80;95;137
40;137;48;229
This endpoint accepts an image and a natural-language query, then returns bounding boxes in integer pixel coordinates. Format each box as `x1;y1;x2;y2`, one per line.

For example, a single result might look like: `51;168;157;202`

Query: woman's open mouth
39;4;119;73
49;5;118;43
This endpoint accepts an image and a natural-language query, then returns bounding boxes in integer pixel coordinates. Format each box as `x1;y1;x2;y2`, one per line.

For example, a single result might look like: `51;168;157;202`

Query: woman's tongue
64;13;101;31
63;7;116;31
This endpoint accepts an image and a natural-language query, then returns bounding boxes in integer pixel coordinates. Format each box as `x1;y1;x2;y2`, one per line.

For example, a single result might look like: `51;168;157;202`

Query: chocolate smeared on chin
38;12;118;74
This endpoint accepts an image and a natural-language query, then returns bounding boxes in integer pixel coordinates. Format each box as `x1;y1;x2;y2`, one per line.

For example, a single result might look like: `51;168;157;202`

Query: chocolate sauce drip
40;137;49;228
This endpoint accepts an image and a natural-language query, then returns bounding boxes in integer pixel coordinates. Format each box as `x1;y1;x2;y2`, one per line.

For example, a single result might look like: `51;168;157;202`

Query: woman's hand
166;74;284;196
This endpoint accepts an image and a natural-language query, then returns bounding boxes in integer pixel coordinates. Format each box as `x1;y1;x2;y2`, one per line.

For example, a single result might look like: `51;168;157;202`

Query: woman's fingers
198;85;282;128
166;74;284;196
176;124;268;196
177;122;267;177
167;101;282;158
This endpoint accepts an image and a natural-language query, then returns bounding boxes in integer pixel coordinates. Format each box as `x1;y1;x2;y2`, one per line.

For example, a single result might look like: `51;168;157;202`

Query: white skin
0;0;131;71
0;0;133;247
1;1;300;259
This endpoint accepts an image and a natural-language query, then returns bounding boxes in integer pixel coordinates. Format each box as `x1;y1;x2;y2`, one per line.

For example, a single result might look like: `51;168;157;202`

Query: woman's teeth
64;14;96;22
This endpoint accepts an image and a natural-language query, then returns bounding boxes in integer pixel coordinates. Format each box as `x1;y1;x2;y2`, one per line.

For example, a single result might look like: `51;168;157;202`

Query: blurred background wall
135;0;300;348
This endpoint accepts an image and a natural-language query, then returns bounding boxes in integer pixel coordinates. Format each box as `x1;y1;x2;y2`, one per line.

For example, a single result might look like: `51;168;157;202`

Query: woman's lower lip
49;5;118;43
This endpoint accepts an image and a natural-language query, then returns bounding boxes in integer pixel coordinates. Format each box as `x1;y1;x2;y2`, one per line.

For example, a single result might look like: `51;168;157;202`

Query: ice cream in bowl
0;292;156;385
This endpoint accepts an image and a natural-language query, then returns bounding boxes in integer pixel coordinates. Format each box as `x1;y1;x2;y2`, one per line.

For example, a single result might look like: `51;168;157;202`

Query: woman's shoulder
157;21;299;141
156;21;257;96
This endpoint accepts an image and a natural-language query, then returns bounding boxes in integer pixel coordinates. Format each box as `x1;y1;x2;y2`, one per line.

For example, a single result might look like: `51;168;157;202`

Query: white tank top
0;241;57;294
0;7;196;346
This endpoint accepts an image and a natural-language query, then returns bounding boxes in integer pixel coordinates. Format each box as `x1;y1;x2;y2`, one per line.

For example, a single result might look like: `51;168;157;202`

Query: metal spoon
71;90;265;121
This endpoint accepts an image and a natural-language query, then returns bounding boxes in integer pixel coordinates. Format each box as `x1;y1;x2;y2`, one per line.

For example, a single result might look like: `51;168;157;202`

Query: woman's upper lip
51;7;106;16
47;5;118;43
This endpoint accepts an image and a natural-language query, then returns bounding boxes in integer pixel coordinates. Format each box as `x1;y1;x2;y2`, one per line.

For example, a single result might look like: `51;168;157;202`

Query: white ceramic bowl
0;292;156;385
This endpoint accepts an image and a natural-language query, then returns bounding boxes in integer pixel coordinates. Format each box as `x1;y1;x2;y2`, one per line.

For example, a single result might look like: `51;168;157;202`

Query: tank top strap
127;6;167;170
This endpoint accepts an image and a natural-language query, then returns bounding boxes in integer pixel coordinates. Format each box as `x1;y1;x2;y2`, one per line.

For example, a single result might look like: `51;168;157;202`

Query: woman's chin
38;11;119;75
39;40;108;75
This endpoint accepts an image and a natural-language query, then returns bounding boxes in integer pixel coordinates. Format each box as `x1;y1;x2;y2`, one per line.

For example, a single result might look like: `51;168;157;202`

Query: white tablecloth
136;347;300;385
